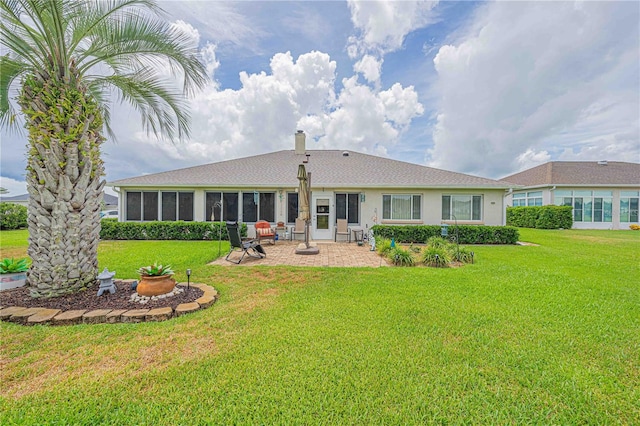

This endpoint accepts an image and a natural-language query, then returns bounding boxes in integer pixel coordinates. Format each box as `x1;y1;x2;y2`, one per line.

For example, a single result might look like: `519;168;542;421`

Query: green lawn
1;229;638;424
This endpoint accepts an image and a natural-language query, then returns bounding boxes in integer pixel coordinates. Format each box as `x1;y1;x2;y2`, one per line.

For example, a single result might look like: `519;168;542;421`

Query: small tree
0;202;27;229
1;0;208;297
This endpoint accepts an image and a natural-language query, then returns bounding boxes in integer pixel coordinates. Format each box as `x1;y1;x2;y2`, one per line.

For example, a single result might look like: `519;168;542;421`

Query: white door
312;192;333;240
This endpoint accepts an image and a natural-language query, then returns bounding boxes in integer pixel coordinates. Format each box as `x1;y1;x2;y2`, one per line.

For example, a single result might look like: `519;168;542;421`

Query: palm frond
90;73;190;141
0;56;27;129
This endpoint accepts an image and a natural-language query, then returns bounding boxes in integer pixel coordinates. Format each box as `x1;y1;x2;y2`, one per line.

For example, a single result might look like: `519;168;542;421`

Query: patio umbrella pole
306;172;311;249
295;164;318;255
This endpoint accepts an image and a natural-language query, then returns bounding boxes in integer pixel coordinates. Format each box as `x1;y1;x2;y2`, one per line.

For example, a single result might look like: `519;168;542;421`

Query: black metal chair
225;221;266;264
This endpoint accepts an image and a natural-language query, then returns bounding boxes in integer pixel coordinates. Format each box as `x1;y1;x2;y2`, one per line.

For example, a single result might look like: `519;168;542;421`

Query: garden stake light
186;269;191;290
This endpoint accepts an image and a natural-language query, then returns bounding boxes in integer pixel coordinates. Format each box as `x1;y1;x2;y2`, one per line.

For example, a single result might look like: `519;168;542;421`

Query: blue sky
1;0;638;196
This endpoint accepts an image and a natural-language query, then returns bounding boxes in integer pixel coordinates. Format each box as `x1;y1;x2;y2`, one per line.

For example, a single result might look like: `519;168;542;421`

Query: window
160;192;194;221
335;193;360;224
287;192;298;224
126;191;192;221
554;190;612;222
162;192;177;220
125;191;158;221
382;194;421;221
242;191;275;223
205;192;238;222
442;195;482;221
126;192;142;221
177;192;193;221
620;191;639;223
512;191;542;206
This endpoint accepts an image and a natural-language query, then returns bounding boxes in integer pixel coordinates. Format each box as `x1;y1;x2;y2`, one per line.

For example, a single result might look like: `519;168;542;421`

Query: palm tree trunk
19;72;105;298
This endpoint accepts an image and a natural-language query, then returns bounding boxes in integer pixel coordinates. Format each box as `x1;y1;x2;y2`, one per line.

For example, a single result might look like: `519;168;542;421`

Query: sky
1;0;639;196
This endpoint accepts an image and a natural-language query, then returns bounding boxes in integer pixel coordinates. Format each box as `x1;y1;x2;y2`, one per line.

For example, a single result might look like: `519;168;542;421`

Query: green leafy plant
454;246;475;263
376;238;393;256
137;262;174;277
426;236;450;249
390;247;415;266
0;258;29;274
421;247;451;268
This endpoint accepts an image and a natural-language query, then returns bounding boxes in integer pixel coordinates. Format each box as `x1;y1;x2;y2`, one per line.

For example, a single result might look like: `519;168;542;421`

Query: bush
375;238;394;256
390;247;415;266
506;206;573;229
372;224;518;245
454;246;475;263
100;220;247;240
0;203;27;230
421;246;451;268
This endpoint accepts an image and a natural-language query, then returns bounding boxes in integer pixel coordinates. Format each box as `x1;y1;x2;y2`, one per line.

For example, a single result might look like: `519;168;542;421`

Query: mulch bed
0;281;203;311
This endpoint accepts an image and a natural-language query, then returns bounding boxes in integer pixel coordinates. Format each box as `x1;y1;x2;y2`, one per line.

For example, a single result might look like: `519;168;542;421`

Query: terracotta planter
136;274;176;296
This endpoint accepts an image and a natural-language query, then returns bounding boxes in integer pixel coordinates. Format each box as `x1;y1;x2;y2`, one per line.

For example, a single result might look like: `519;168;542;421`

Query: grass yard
0;229;639;424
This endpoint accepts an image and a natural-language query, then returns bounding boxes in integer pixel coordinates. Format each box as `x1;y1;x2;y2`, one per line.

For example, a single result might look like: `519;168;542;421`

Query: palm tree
0;0;208;297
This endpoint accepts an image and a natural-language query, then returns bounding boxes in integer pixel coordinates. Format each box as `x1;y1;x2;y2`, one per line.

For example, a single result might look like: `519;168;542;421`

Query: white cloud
516;149;551;172
428;1;639;178
347;0;439;58
0;176;27;196
108;49;424;179
353;55;383;84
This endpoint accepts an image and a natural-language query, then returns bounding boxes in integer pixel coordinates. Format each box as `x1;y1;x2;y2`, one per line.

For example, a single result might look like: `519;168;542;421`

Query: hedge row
0;202;27;230
100;220;247;240
506;206;573;229
371;224;519;245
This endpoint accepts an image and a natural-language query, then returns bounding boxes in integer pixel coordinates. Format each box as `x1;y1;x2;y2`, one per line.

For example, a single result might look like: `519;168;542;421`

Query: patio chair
292;218;306;241
255;220;276;245
225;221;266;264
334;218;351;242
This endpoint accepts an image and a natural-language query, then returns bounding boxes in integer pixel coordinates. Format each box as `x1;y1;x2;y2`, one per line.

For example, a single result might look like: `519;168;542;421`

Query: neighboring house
0;193;118;210
502;161;640;230
102;193;118;211
109;131;513;240
0;193;29;206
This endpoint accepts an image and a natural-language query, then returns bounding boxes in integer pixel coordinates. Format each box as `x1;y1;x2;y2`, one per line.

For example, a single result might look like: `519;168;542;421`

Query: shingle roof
501;161;640;186
109;150;510;189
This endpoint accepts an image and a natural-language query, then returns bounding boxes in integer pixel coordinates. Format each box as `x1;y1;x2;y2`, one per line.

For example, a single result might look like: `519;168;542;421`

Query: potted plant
136;262;176;297
0;258;29;290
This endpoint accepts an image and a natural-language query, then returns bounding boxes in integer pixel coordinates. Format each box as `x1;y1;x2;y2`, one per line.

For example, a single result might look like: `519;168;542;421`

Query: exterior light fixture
186;269;191;290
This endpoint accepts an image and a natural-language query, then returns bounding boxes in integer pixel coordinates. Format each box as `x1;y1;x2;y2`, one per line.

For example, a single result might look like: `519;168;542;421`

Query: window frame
441;194;483;221
335;193;360;225
382;194;422;221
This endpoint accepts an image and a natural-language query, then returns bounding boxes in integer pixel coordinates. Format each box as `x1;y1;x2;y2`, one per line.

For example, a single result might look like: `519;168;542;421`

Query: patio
210;241;389;267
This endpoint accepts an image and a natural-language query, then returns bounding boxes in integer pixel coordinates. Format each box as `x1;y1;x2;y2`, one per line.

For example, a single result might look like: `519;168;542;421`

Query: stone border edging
0;282;218;326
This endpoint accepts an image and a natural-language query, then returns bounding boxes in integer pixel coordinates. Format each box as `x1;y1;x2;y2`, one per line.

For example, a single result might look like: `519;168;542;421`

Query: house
0;192;118;211
501;161;640;230
0;193;29;207
108;131;513;239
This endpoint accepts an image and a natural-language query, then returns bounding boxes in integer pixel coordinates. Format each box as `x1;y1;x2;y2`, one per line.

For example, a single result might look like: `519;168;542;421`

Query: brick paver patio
210;241;389;267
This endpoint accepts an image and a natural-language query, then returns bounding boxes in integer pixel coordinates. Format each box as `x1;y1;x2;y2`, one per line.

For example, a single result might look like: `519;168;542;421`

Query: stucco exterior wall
115;186;508;239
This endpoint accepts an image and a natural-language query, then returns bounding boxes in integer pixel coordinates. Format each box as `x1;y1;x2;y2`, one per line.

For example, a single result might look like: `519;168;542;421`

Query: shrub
375;238;393;256
0;203;27;230
390;247;415;266
372;224;518;245
454;246;475;263
100;220;247;240
421;246;451;268
507;206;573;229
629;224;640;231
426;236;449;249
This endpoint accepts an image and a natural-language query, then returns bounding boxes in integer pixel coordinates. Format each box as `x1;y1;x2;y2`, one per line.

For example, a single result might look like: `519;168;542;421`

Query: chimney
295;130;306;155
